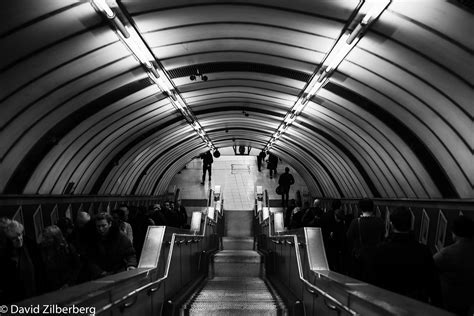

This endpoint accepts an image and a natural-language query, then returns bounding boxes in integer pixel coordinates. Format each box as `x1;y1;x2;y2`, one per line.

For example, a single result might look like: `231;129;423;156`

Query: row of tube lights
264;0;390;152
90;0;216;151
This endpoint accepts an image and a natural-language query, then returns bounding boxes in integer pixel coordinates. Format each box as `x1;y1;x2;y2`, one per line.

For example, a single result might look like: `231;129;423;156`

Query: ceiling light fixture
264;0;390;152
90;0;215;150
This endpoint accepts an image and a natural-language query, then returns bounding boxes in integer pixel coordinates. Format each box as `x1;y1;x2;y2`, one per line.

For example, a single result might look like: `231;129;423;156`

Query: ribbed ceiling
0;0;472;199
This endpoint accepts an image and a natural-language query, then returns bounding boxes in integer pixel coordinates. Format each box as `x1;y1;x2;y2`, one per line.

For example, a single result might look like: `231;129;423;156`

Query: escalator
181;209;287;315
14;191;455;316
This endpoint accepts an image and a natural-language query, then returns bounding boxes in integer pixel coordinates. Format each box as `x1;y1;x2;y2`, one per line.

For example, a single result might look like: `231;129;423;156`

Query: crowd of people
284;198;474;315
0;200;188;304
1;196;472;315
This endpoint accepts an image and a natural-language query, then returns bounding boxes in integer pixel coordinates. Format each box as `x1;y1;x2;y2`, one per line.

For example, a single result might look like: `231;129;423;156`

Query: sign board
190;211;202;233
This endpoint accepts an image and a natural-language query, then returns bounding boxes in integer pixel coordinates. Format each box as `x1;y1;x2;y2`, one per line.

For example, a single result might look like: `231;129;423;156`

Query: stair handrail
95;231;208;314
94;215;220;314
207;188;214;206
269;233;359;316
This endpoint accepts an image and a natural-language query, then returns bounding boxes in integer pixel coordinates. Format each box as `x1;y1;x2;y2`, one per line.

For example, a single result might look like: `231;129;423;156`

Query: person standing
278;167;295;207
373;207;442;306
320;199;348;274
111;208;134;243
434;215;474;315
200;150;214;184
257;150;266;172
346;198;385;282
85;213;136;280
0;219;41;303
38;225;81;292
130;206;155;259
163;201;179;228
267;152;278;179
176;199;188;228
150;203;167;226
301;198;324;227
285;199;297;228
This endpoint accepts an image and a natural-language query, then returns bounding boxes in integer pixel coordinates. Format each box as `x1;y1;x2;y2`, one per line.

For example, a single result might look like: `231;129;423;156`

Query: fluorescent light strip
264;0;390;151
148;68;174;95
362;0;391;24
284;113;296;125
292;99;306;115
122;26;155;65
90;0;216;150
306;74;328;98
192;122;201;131
323;33;354;73
92;0;115;18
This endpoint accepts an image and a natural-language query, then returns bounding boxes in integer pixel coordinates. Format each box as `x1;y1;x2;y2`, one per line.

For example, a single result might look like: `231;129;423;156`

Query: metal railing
257;204;455;316
14;189;224;315
269;234;358;315
96;233;205;314
93;188;224;314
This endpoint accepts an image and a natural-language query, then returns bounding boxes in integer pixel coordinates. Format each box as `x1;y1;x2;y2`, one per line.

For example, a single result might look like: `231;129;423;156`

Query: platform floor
169;154;308;210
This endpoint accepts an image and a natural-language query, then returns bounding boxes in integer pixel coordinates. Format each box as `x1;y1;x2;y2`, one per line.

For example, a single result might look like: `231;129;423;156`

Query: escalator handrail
270;234;359;316
97;194;225;313
95;229;209;314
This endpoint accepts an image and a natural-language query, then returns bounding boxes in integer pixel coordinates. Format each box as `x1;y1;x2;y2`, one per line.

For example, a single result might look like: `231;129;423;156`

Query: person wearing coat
0;219;41;303
85;213;137;280
278;167;295;207
434;216;474;315
267;152;278;179
257;150;266;172
200;150;214;184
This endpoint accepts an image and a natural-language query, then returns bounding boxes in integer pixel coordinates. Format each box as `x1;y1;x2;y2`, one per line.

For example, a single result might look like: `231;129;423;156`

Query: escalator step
182;277;287;316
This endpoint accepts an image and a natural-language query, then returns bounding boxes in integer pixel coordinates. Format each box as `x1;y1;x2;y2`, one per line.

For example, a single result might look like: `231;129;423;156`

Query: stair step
225;210;254;237
222;237;254;250
184;277;287;316
188;304;281;316
211;251;262;277
213;250;261;263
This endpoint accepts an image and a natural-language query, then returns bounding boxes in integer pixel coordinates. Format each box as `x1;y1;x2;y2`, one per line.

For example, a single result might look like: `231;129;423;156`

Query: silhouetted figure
285;199;297;228
130;206;155;259
301;199;323;227
434;215;474;315
257;150;266;172
373;207;442;306
73;211;96;283
74;211;95;253
289;203;305;230
163;201;179;228
267;153;278;179
321;199;348;273
278;167;295;207
56;217;75;245
111;208;134;243
118;204;131;223
85;213;136;280
150;203;167;226
200;150;213;184
38;225;80;292
346;198;385;281
176;199;188;228
0;219;40;303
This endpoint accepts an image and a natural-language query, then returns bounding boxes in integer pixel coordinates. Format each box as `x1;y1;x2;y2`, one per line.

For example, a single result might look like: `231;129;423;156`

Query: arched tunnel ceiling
0;0;472;199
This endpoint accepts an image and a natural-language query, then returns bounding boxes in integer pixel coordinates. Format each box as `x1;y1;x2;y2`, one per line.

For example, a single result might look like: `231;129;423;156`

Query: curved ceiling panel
1;0;472;199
